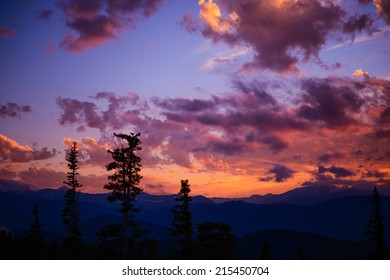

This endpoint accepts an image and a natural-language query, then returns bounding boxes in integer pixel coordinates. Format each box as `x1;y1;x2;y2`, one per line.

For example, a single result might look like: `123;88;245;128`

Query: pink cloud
57;91;148;132
182;0;346;72
0;102;31;118
183;0;381;73
0;134;57;163
57;0;165;52
56;75;390;173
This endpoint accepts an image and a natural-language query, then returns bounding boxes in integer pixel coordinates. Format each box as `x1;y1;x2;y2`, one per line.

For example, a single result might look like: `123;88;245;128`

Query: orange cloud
0;134;56;162
353;68;369;78
198;0;237;32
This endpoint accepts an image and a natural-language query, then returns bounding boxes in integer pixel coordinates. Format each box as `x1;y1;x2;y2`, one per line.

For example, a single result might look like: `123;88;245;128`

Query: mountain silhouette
1;184;389;245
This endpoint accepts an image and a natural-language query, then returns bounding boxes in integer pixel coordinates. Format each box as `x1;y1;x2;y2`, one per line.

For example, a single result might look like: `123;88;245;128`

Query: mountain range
1;179;389;259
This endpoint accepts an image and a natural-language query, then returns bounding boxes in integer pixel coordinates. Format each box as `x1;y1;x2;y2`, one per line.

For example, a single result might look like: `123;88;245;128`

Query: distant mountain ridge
2;178;389;206
1;180;389;246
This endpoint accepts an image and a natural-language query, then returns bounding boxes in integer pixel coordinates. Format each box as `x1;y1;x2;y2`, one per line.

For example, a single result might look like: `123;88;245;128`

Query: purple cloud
259;164;296;183
343;14;373;38
318;165;355;178
56;74;390;169
184;0;345;72
0;103;32;118
297;78;365;127
56;92;147;132
362;169;386;179
318;152;344;163
57;0;165;52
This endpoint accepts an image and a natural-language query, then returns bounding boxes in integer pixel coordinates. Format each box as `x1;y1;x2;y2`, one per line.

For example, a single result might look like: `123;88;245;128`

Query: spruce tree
168;179;193;259
104;132;144;259
366;186;386;259
62;141;82;256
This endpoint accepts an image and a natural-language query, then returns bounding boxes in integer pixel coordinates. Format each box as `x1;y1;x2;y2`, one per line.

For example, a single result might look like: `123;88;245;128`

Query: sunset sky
1;0;389;197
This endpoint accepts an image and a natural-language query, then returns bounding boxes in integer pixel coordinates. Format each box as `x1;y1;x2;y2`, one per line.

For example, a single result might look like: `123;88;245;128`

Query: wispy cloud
326;25;390;51
201;46;252;69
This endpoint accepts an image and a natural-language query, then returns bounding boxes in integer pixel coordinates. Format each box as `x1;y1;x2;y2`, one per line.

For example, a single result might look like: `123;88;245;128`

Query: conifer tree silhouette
168;179;193;259
366;186;386;259
62;141;82;257
103;132;145;259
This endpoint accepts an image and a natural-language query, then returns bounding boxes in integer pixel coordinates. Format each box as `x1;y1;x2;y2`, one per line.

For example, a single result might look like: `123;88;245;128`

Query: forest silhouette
0;133;389;260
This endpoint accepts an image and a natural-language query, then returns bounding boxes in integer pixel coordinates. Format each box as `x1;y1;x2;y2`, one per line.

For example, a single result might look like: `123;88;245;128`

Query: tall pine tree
104;132;144;259
62;141;82;256
168;179;193;259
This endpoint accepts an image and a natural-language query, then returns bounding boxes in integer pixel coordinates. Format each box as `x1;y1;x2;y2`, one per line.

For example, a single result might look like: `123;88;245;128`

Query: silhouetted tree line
0;132;388;260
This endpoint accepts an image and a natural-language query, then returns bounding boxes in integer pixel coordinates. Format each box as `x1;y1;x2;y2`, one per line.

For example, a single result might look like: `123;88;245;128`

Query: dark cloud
194;136;249;156
259;164;296;183
155;88;305;134
0;134;56;163
233;80;278;107
318;165;355;178
246;133;288;154
151;97;216;112
0;103;32;118
56;97;100;131
32;147;58;161
297;78;365;127
0;26;16;38
362;169;386;179
318;152;344;163
38;9;52;20
343;14;373;38
57;0;165;52
185;0;345;72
